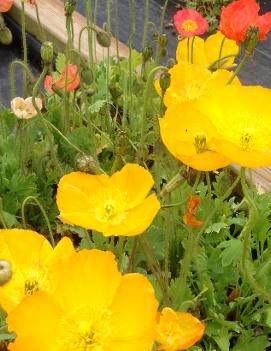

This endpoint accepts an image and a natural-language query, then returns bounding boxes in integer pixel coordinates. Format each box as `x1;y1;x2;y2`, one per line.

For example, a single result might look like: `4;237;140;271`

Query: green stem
9;60;34;98
206;172;212;201
85;0;94;70
126;237;138;273
34;3;46;42
155;0;169;64
21;1;28;97
240;168;271;302
227;52;249;84
138;65;167;159
190;36;196;63
141;0;149;51
22;196;55;247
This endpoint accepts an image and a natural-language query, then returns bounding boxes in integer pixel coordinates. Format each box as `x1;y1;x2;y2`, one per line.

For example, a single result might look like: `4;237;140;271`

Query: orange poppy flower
183;194;203;228
44;64;80;93
156;307;205;351
174;9;208;38
0;0;13;12
220;0;271;44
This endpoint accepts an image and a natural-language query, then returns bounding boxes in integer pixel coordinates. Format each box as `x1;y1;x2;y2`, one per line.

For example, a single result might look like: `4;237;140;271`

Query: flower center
56;308;111;351
24;280;39;295
182;19;198;33
194;134;207;153
240;132;253;151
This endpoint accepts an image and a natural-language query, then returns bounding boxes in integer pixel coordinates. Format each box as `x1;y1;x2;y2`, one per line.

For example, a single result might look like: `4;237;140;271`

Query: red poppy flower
174;9;209;38
0;0;13;12
220;0;271;44
44;64;80;93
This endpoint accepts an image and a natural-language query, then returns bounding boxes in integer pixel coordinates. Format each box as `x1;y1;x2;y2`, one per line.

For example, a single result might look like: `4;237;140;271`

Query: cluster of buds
64;0;77;17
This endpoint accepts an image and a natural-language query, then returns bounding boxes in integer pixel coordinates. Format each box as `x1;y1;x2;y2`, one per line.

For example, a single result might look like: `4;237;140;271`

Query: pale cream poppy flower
10;97;42;119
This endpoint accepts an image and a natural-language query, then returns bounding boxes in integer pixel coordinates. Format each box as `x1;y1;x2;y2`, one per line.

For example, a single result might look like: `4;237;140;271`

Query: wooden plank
7;0;271;193
9;0;129;61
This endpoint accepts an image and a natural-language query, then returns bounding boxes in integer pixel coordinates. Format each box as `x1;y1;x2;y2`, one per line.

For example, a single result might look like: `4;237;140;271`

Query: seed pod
158;34;168;47
64;0;77;16
75;154;98;173
40;41;54;64
244;27;259;55
0;260;12;286
0;26;12;45
96;31;111;48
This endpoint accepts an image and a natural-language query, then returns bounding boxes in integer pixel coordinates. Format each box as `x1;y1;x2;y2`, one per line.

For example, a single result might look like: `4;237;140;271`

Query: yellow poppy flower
56;163;161;236
7;249;159;351
176;32;239;69
156;307;205;351
197;85;271;168
162;61;240;107
159;102;230;171
0;229;74;313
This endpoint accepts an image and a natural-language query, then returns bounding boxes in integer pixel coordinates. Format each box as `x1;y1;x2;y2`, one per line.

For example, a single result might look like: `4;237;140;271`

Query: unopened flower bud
158;34;168;47
0;26;12;45
75;154;99;174
142;47;153;62
159;72;170;92
0;260;12;286
64;0;77;16
81;67;93;85
86;87;96;97
244;27;259;55
96;31;111;48
40;41;54;64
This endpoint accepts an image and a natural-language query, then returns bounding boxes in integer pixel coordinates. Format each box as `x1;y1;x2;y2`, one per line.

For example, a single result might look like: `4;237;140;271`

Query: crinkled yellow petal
110;163;155;209
197;85;271;168
7;291;63;351
56;171;109;213
109;273;158;340
159;103;230;171
103;193;160;236
205;31;239;69
0;230;52;313
176;36;208;65
107;335;155;351
52;249;122;311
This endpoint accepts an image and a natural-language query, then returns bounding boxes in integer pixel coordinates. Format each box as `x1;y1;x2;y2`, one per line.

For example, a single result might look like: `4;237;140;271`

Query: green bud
0;26;12;45
142;47;153;62
81;67;93;85
109;83;122;100
96;31;111;48
167;58;176;69
158;34;168;47
159;72;170;92
0;260;12;286
40;41;54;64
64;0;77;16
244;27;259;55
86;87;96;97
75;154;99;174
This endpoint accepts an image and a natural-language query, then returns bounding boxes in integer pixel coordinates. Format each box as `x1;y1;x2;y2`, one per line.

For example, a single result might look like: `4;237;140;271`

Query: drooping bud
75;154;99;174
159;47;168;58
96;31;111;48
64;0;77;16
0;26;12;45
80;66;93;85
40;41;54;64
142;47;153;63
0;260;12;286
244;27;259;55
159;72;170;92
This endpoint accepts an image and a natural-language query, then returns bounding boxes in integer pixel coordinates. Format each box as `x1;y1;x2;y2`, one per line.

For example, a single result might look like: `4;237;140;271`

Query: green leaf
205;222;228;234
218;239;243;267
88;100;107;114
